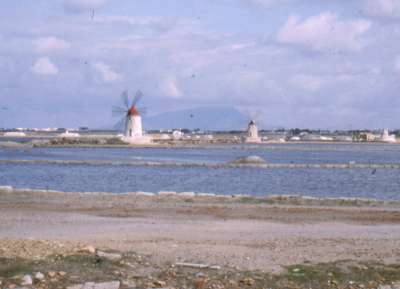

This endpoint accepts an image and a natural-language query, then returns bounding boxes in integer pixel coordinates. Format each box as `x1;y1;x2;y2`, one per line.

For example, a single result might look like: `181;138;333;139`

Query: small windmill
112;90;147;140
243;109;262;143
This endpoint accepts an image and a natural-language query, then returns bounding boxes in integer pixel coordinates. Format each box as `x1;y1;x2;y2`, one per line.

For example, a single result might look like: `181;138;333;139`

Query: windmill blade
121;90;130;109
112;106;127;117
137;107;147;115
131;90;143;106
113;116;127;132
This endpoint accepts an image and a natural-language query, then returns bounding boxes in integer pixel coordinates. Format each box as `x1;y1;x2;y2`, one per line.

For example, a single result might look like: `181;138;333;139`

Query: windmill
243;109;262;143
112;90;150;142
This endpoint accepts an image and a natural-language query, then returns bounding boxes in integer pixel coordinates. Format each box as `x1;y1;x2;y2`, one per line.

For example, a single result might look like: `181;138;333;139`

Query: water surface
1;144;400;200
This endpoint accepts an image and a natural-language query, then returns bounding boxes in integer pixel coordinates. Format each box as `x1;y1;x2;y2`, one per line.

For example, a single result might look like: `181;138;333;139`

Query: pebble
194;273;207;289
96;250;122;261
48;271;57;278
35;272;45;280
153;280;167;287
80;245;96;254
21;275;33;286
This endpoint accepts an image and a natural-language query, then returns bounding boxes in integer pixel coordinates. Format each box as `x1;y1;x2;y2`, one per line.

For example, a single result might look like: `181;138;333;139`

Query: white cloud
160;77;182;98
34;37;71;53
276;12;371;52
93;62;123;82
31;57;59;76
395;55;400;72
363;0;400;19
64;0;108;12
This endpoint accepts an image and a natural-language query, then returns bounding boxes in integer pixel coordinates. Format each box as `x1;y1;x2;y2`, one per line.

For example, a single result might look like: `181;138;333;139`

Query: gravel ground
1;189;400;273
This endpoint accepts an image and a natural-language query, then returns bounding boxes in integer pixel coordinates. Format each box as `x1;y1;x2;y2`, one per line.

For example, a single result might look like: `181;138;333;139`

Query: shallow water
1;144;400;199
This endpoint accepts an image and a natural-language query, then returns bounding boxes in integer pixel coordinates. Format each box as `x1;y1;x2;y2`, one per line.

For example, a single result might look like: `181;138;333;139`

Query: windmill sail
112;89;146;136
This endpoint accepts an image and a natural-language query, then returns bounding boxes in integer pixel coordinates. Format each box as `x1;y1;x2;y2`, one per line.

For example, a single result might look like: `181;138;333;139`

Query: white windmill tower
112;90;152;144
245;120;262;143
243;110;262;143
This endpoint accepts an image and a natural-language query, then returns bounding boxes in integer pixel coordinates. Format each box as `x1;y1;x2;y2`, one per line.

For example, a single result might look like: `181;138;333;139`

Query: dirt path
1;190;400;273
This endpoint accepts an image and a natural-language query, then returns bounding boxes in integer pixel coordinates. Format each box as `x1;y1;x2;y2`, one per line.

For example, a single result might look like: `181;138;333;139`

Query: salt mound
229;155;267;165
4;131;26;137
59;130;80;138
0;141;30;148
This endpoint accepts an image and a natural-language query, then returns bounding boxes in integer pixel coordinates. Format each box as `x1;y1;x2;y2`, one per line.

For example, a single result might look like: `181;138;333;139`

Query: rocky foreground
2;242;400;289
1;189;400;289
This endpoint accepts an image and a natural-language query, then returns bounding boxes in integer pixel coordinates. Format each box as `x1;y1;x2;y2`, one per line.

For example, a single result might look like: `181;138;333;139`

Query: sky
1;0;400;129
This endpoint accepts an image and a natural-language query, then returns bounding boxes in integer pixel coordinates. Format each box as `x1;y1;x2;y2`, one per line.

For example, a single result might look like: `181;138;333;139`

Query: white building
59;130;80;138
245;120;262;143
122;106;152;144
172;130;184;140
381;129;396;143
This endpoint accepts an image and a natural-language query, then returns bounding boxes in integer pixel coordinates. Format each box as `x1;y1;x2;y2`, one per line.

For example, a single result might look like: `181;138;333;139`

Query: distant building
59;130;80;138
245;120;262;143
358;132;377;142
381;129;396;143
172;130;184;140
122;103;152;144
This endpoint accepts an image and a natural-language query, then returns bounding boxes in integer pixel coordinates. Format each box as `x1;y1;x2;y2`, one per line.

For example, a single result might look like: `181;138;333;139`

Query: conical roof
128;106;140;116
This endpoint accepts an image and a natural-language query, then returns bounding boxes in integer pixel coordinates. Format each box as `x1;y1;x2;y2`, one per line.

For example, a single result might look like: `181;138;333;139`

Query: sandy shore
1;189;400;275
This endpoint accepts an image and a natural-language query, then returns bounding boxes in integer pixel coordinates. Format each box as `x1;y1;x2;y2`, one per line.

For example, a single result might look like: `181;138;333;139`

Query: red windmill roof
127;106;140;116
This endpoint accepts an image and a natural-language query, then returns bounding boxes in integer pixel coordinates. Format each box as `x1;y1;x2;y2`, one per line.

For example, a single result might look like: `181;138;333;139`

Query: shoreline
2;186;400;206
1;136;400;149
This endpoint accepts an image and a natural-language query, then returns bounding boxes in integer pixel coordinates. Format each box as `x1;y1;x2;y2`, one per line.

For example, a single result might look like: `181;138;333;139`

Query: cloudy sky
1;0;400;129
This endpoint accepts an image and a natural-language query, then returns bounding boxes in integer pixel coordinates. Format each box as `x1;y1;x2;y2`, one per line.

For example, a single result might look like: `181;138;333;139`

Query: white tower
381;128;396;143
245;120;262;143
125;107;143;138
114;90;152;144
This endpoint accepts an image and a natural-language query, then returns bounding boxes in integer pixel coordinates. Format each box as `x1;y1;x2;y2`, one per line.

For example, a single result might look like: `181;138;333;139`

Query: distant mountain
143;106;249;131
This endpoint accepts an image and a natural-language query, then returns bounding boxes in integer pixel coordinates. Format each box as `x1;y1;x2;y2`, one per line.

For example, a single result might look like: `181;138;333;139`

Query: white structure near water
380;129;396;143
4;131;26;137
59;130;80;138
172;130;184;140
245;120;262;143
122;106;152;144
